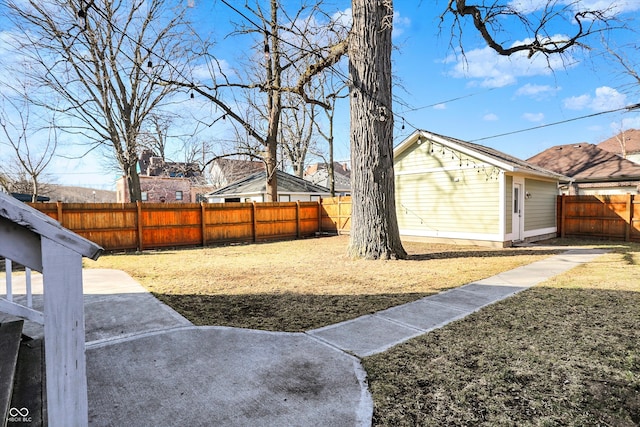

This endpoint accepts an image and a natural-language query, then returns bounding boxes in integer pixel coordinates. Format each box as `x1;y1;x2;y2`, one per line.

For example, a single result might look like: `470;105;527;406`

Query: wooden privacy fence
26;197;353;251
24;195;639;249
558;194;640;242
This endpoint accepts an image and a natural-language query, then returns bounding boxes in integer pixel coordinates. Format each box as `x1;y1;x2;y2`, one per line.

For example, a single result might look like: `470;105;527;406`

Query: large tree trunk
264;0;280;202
126;163;142;203
347;0;406;260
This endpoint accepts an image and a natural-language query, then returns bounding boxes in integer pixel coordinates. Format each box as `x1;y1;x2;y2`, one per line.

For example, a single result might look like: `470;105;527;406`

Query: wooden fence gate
558;194;639;242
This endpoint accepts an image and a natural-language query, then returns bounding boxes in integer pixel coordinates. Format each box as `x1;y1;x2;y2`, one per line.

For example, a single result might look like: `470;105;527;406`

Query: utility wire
469;103;640;142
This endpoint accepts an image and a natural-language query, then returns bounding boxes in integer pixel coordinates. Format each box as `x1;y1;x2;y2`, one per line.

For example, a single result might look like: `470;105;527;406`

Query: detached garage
394;130;568;247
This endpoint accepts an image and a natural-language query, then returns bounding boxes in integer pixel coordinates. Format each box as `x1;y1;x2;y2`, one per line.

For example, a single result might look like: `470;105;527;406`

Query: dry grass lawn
85;235;560;331
363;239;640;426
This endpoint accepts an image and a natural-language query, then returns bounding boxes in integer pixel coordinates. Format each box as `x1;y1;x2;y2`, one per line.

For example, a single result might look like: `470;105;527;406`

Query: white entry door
513;181;524;241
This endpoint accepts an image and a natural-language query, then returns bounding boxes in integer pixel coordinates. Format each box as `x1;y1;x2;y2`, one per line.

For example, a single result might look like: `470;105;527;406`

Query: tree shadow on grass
363;287;640;426
407;248;564;261
153;292;433;332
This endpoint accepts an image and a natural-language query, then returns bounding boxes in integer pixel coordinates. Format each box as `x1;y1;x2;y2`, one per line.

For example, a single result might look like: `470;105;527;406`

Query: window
141;191;148;201
279;194;291;202
176;191;183;201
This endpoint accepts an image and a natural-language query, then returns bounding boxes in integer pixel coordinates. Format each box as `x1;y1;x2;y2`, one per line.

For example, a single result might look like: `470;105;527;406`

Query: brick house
116;150;206;203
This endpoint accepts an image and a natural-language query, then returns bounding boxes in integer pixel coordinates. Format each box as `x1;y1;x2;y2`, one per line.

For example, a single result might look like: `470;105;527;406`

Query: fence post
252;202;258;243
318;199;322;234
296;201;301;239
625;194;633;242
136;201;144;251
56;201;63;225
201;202;207;247
560;195;566;238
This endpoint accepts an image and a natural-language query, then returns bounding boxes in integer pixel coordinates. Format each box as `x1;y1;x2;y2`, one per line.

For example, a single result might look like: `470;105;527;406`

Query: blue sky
1;0;639;189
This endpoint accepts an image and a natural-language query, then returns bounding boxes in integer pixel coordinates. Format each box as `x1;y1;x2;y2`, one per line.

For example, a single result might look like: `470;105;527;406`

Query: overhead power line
469;103;640;142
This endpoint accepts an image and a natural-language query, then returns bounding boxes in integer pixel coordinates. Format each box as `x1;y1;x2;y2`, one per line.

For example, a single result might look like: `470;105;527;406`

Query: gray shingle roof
207;170;330;196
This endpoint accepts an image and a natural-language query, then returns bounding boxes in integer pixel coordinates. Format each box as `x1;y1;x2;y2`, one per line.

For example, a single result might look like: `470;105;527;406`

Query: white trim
513;177;525;241
524;227;557;238
498;172;506;242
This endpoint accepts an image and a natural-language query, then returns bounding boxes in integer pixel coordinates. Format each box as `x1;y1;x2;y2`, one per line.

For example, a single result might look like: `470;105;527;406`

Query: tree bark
347;0;406;260
263;0;281;202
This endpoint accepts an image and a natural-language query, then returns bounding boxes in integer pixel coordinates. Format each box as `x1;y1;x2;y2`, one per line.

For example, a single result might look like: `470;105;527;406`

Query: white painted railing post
42;238;88;427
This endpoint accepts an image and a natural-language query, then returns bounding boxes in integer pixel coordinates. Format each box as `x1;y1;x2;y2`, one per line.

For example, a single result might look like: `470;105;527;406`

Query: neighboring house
597;128;640;164
206;169;331;203
394;130;568;247
121;175;193;203
527;143;640;195
208;158;265;189
304;162;351;196
138;149;202;178
116;150;204;203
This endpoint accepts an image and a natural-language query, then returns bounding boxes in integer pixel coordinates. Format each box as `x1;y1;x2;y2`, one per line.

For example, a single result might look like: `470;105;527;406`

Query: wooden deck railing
0;261;42;325
1;191;102;426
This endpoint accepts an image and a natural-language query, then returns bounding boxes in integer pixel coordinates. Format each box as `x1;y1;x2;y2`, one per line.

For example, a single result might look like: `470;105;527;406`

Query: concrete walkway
2;248;607;426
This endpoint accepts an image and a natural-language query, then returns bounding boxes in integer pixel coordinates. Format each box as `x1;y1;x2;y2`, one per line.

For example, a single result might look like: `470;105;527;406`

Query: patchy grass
85;235;559;331
363;240;640;426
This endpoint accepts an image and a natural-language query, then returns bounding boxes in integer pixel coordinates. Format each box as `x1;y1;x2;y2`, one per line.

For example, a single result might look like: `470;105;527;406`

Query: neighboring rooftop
597;129;640;157
138;149;202;179
207;169;330;197
208;158;266;188
303;162;351;194
527;143;640;181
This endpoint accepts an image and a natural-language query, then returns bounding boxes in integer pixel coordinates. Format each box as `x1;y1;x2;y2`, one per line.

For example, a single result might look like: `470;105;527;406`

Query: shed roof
395;130;569;181
0;191;102;260
206;169;330;196
527;143;640;182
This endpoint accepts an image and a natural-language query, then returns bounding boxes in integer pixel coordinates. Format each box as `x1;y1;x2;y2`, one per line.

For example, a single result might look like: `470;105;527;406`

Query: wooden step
0;321;23;427
8;336;45;427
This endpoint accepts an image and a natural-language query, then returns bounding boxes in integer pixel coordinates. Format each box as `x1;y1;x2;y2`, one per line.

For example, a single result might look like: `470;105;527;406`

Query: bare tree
3;0;194;202
0;92;58;202
162;0;347;201
279;94;318;178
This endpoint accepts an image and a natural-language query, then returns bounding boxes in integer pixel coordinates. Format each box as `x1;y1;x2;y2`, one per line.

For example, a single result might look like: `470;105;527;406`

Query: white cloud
563;86;627;112
515;83;559;99
392;11;411;39
522;112;545;122
190;58;233;82
445;37;577;88
483;113;499;121
433;103;446;110
563;94;592;110
332;8;352;28
611;116;640;131
508;0;640;15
